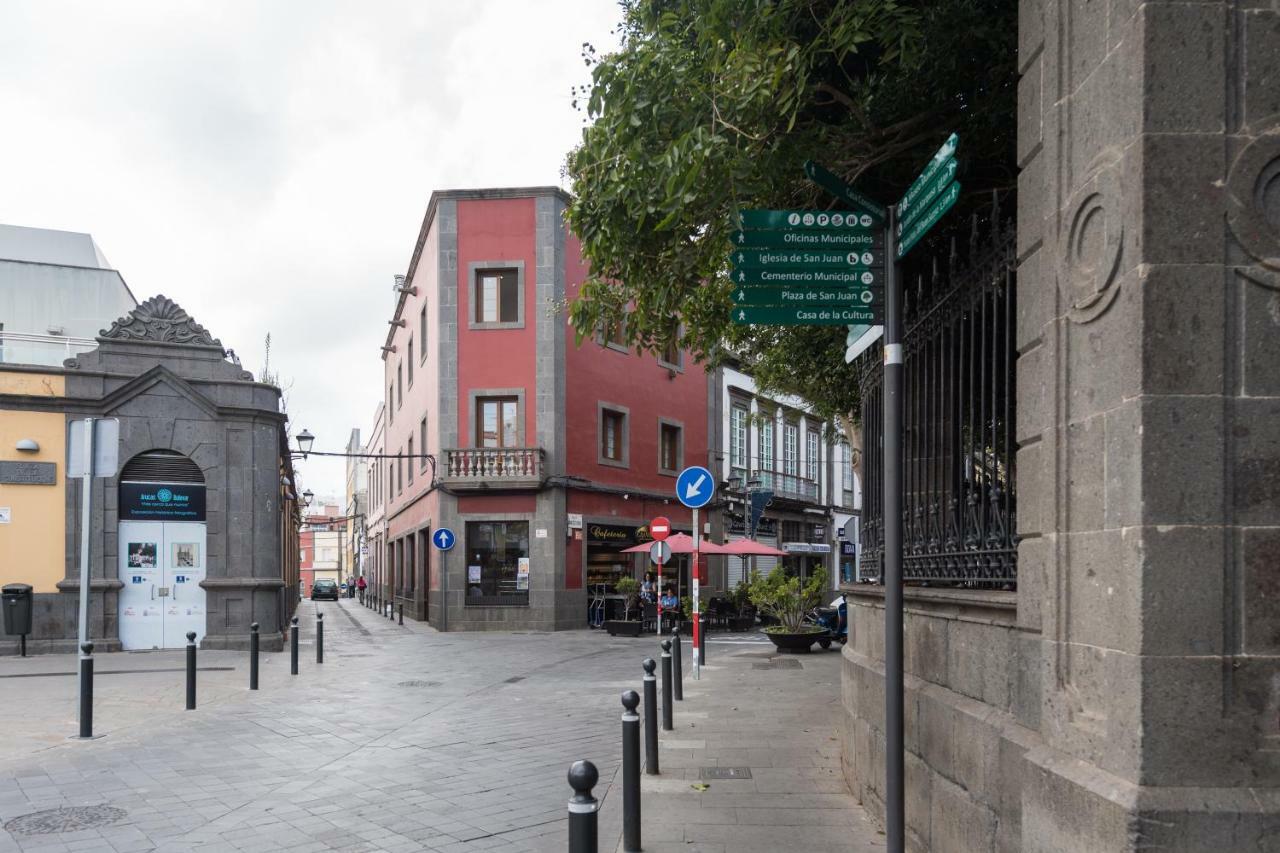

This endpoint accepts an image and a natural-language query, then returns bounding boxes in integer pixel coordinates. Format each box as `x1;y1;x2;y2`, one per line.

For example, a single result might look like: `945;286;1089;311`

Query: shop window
476;396;520;447
464;521;530;606
472;267;522;328
658;419;683;474
599;404;629;468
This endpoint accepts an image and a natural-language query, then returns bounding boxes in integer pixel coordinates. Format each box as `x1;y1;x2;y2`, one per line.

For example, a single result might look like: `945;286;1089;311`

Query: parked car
311;579;339;601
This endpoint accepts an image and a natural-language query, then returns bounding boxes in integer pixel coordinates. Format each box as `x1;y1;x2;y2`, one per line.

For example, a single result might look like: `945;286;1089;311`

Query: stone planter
604;620;643;637
763;628;824;653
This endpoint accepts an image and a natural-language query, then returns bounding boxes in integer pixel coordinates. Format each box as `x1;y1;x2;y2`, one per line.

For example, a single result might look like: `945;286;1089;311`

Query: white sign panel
67;418;121;478
0;507;9;524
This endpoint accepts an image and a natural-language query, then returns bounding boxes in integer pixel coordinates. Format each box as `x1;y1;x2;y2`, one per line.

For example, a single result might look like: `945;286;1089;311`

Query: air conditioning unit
47;325;65;335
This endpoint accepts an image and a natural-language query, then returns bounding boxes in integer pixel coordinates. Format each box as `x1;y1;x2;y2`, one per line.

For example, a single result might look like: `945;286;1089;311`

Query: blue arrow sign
675;465;715;509
432;527;456;551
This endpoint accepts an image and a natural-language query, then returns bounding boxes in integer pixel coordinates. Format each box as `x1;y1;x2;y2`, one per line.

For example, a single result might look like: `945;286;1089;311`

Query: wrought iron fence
855;195;1017;587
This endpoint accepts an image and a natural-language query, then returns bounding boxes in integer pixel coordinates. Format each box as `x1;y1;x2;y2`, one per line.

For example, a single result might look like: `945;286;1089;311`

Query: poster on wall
173;543;200;567
468;565;482;583
516;557;530;590
128;542;158;568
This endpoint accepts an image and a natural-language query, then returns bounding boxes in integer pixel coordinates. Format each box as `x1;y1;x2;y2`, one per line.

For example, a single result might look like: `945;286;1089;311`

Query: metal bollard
660;639;674;731
185;631;197;710
290;616;299;675
316;611;324;664
671;628;683;700
566;759;599;853
79;642;94;738
699;612;707;665
249;622;259;690
399;603;404;625
642;658;659;774
621;690;641;852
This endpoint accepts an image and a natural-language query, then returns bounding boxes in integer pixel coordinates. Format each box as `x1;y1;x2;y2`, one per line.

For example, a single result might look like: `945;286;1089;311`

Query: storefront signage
0;461;56;485
783;542;833;554
567;513;583;529
587;523;643;547
516;558;530;590
119;482;206;521
840;541;857;556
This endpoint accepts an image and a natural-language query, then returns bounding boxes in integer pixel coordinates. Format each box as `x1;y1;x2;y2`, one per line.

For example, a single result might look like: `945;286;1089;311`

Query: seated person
659;590;680;612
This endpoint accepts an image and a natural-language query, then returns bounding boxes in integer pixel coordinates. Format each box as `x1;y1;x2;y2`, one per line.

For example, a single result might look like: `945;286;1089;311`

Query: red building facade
376;187;710;630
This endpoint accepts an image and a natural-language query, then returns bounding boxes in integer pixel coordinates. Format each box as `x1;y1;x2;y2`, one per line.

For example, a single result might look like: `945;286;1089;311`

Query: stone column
1018;0;1280;847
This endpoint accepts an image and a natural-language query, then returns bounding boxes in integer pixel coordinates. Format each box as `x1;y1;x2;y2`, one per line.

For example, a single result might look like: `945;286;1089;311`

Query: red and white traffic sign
649;516;671;541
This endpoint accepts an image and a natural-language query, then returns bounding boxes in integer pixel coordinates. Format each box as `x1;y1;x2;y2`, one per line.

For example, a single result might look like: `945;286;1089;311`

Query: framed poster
468;565;482;583
128;542;158;568
173;543;200;568
516;557;530;590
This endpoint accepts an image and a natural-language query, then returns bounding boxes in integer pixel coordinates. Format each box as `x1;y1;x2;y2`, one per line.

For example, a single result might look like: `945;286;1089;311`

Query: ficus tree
564;0;1016;427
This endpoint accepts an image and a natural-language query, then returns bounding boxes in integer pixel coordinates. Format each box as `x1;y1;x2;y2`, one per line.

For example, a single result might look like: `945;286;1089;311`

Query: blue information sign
675;466;715;509
432;528;456;551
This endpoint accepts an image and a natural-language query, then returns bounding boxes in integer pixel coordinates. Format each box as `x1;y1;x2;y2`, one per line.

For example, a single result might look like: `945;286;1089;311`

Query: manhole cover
773;658;803;669
751;662;777;670
700;767;752;780
5;805;128;835
397;680;440;688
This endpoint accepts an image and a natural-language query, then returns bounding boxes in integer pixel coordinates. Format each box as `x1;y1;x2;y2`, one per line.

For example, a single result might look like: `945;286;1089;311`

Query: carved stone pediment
100;295;222;347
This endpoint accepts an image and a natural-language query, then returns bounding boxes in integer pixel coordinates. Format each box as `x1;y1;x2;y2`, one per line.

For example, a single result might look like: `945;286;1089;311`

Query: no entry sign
649;516;671;541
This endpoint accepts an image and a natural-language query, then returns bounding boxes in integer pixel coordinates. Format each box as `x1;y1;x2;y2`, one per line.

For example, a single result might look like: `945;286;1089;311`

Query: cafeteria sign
119;482;206;522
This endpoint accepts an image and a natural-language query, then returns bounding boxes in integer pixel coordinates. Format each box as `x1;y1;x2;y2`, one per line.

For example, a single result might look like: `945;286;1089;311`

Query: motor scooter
806;594;848;649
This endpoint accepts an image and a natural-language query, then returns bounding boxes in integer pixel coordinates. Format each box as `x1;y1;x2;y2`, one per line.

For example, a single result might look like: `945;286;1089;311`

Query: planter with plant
604;576;643;637
729;580;755;631
747;567;828;653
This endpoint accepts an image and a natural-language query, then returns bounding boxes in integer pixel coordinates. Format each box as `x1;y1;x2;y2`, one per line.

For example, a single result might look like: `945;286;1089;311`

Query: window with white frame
783;422;799;477
759;410;774;471
730;404;748;470
806;429;820;482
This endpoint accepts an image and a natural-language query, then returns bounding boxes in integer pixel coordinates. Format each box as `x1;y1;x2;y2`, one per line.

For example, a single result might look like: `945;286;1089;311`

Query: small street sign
731;248;882;270
675;465;715;509
649;516;671;541
730;229;881;250
896;157;957;236
431;528;456;551
897;133;958;223
845;323;884;363
67;418;120;478
802;161;888;221
897;181;962;259
732;306;883;325
737;209;878;231
649;540;673;565
731;267;879;287
731;286;882;307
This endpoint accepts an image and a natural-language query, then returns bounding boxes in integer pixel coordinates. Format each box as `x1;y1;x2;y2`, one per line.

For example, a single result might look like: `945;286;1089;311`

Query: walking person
357;575;367;604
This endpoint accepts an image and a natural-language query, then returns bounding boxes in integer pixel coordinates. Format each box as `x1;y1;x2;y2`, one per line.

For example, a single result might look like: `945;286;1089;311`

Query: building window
407;339;414;385
419;304;428;359
476;396;520;447
658;420;683;474
407;437;414;484
420;416;429;471
599;404;629;468
783;422;799;477
843;463;855;508
806;429;820;482
658;321;682;370
464;521;530;606
759;410;775;471
388;386;393;423
470;264;524;329
388;463;393;501
730;404;748;471
397;365;403;408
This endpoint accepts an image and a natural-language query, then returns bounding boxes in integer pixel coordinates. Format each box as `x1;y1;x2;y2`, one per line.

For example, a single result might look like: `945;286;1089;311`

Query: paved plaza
0;600;879;852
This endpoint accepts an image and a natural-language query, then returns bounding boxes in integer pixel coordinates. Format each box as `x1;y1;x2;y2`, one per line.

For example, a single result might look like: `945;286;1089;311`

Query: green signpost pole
883;205;905;853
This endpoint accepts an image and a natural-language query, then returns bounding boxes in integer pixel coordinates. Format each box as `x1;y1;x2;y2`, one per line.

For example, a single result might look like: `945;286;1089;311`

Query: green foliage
616;575;641;619
730;579;753;615
747;566;828;632
680;595;693;618
565;0;1016;422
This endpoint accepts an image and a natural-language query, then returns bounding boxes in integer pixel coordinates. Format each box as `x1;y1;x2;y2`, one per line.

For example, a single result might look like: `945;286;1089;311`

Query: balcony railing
440;447;545;489
0;332;98;367
728;468;820;502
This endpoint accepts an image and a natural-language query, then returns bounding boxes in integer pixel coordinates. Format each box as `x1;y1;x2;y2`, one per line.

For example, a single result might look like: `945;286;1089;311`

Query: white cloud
0;0;620;497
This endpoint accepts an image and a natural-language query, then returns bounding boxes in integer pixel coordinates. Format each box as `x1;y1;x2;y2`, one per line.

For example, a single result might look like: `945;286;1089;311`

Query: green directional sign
803;161;888;222
730;229;881;250
731;286;883;307
897;181;961;259
896;156;957;236
731;248;882;270
898;133;957;212
732;305;883;326
738;209;880;231
730;267;881;287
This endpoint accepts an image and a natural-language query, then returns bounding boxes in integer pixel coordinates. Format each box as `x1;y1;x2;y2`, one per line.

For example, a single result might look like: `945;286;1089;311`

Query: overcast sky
0;0;620;503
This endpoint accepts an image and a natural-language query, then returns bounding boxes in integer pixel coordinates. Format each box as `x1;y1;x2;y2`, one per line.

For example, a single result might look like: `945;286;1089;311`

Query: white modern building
0;224;137;366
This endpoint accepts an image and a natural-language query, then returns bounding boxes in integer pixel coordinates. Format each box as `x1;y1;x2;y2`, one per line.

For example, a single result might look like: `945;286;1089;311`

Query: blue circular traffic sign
675;465;715;509
432;527;456;551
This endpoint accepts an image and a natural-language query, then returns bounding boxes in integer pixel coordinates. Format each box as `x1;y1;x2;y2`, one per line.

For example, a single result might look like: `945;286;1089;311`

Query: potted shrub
604;576;643;637
677;595;695;636
748;567;828;653
729;580;755;631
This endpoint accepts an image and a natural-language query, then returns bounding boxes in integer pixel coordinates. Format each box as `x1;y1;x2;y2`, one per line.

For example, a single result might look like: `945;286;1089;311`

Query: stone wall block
917;691;955;783
1016;439;1049;540
930;775;997;853
1019;0;1045;75
1140;394;1225;526
1020;748;1133;853
1015;337;1053;444
1016;248;1053;352
1140;2;1226;134
1230;397;1280;527
1141;264;1227;396
950;703;1001;806
1133;524;1224;656
1018;53;1044;168
1243;526;1280;655
1017;149;1047;262
1243;6;1280;125
1011;631;1044;731
1241;282;1280;398
1102;401;1142;531
905;749;933;852
1140;133;1226;266
1063;415;1105;533
1065;30;1141;185
1064;274;1142;423
905;610;949;687
1065;529;1136;654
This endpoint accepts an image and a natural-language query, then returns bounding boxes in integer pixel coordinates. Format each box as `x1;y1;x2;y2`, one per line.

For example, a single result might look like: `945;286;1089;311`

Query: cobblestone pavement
0;599;875;852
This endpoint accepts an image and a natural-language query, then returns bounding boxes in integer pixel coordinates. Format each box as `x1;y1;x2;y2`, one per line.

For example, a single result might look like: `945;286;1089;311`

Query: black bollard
642;658;659;774
249;622;259;690
399;603;404;625
621;690;641;852
566;759;599;853
290;616;299;675
660;639;674;731
185;631;197;710
671;628;683;701
316;611;324;664
79;642;94;738
700;612;708;665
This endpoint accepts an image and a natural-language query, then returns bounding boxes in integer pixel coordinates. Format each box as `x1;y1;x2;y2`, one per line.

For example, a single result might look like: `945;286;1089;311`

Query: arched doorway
117;450;207;649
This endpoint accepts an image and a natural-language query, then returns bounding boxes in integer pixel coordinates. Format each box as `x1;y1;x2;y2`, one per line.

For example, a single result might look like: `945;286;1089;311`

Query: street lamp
302;489;314;508
296;429;315;459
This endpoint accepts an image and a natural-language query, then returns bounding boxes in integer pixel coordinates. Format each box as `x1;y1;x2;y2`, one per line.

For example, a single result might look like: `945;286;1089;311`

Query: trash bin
2;584;33;636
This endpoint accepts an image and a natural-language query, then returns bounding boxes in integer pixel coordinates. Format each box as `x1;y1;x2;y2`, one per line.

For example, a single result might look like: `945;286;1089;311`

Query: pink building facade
376;187;711;630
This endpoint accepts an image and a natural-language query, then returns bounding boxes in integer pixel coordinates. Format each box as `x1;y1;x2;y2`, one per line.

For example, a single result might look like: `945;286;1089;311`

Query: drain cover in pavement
773;658;803;669
397;680;441;688
751;662;777;670
700;767;752;780
5;805;127;835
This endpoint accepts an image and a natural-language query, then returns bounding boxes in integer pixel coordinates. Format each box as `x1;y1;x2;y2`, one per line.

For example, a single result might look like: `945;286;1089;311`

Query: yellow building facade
0;369;66;594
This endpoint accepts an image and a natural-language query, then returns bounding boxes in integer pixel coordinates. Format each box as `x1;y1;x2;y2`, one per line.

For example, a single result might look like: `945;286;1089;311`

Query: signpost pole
76;418;96;726
883;207;905;853
691;507;700;681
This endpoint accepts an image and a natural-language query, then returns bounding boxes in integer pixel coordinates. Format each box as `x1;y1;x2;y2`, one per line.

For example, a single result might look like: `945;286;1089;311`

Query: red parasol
717;538;788;557
620;532;733;554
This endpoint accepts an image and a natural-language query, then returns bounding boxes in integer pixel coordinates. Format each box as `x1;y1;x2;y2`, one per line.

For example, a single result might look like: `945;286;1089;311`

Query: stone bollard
621;691;641;852
249;623;260;690
642;658;659;774
660;639;674;731
79;642;94;738
566;759;599;853
290;616;299;675
671;627;683;700
185;631;197;710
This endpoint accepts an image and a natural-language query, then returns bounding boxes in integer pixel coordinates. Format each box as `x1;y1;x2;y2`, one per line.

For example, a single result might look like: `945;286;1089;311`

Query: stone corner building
841;2;1280;851
0;295;301;654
